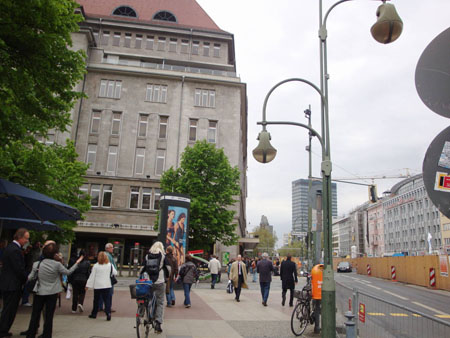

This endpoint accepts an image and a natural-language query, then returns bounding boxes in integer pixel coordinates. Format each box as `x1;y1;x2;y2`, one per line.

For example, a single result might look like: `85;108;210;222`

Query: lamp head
252;130;277;163
371;3;403;44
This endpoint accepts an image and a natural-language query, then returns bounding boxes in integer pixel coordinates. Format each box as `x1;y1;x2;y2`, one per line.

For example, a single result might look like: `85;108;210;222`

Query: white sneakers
78;304;84;312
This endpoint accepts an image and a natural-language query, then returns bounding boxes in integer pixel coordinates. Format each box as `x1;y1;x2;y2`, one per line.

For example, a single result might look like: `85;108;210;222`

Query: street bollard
344;311;356;338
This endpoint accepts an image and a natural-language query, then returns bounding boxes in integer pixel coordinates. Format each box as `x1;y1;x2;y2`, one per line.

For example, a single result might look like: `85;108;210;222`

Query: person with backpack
178;254;198;308
140;241;171;334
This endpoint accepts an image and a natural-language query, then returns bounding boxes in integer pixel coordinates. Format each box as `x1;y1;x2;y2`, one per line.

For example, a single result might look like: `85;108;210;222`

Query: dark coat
280;259;298;289
0;242;27;291
71;260;91;283
257;258;274;283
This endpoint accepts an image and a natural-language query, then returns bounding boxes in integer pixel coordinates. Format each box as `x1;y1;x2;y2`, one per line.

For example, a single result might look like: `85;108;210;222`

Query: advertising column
157;193;190;267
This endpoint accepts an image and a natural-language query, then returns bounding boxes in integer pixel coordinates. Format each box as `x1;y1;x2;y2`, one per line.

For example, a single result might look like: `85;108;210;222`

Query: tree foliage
278;240;306;257
253;226;278;256
161;140;241;250
0;0;86;146
0;140;90;244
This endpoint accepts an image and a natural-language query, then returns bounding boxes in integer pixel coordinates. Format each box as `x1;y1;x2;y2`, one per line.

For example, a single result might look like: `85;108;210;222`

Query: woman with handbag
86;251;117;321
24;243;83;338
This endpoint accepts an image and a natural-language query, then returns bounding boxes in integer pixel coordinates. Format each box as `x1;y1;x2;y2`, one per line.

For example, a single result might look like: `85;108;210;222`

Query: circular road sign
423;125;450;218
415;27;450;118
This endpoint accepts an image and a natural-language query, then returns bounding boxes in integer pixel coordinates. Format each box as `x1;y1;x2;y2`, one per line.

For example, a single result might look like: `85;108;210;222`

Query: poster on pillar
157;193;190;267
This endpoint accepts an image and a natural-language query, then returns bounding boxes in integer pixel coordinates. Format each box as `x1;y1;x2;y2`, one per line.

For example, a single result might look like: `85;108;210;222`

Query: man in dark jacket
280;254;298;306
257;253;273;306
0;228;29;338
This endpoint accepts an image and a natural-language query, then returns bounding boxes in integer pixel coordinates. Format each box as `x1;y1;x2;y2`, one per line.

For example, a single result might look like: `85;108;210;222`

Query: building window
91;184;101;207
181;39;189;54
102;185;113;207
153;11;177;22
90;111;101;134
129;186;140;209
112;6;137;18
203;42;210;56
99;80;122;99
101;31;109;45
111;112;122;135
159;116;168;139
124;33;132;48
135;34;142;49
154;188;161;210
145;84;167;103
189;119;197;142
194;89;215;108
113;32;121;46
213;43;221;57
192;41;199;55
93;30;99;44
208;121;217;143
142;188;152;210
169;38;177;52
157;37;166;51
138;114;148;137
107;146;118;174
155;149;165;176
87;144;97;170
146;36;154;50
135;148;145;175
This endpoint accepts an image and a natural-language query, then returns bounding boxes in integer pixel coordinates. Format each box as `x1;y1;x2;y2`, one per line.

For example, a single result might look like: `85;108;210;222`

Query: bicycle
130;280;157;338
291;272;315;336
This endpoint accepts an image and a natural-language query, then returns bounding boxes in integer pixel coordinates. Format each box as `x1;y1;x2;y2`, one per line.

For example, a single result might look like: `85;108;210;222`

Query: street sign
292;231;307;237
423;126;450;218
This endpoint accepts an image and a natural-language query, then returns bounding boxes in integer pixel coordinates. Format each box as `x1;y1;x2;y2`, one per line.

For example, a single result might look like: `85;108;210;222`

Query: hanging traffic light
369;185;378;203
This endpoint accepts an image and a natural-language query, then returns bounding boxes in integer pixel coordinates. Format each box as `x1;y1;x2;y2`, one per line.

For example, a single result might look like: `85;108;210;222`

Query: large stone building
59;0;248;262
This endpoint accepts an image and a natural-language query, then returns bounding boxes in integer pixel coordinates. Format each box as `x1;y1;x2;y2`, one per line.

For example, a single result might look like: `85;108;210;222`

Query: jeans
98;285;113;310
71;280;87;311
211;274;218;287
183;283;192;305
26;293;58;338
166;283;175;305
260;282;271;303
252;271;258;282
91;288;111;317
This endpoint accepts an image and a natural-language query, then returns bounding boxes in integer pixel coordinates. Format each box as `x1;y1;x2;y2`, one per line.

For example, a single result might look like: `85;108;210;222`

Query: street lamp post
253;1;402;337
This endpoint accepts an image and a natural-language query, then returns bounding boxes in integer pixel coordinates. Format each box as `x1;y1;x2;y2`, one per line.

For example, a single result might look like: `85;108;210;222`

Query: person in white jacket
86;251;117;321
208;255;221;289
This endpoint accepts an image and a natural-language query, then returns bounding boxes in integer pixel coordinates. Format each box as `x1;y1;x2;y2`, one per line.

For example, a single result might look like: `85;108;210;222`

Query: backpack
145;253;162;283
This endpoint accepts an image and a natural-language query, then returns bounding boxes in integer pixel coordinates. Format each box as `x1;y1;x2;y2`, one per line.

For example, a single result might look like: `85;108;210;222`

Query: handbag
110;265;118;285
226;279;234;294
26;260;43;293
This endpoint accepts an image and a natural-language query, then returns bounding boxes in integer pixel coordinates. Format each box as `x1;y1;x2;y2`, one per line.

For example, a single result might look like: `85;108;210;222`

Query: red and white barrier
367;264;371;276
429;268;436;287
391;265;396;281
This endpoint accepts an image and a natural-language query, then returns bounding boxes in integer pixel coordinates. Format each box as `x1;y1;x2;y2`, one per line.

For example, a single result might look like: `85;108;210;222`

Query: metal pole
306;106;313;271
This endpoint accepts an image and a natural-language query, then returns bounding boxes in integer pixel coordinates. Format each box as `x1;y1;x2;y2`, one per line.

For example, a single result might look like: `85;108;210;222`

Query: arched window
153;11;177;22
112;6;137;18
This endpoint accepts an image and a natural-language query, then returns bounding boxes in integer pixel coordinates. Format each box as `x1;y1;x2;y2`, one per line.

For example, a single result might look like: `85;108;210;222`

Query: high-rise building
292;179;337;237
59;0;247;261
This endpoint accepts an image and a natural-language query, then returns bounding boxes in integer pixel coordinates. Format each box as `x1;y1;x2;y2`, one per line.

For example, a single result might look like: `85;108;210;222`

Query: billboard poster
157;193;190;267
439;255;449;277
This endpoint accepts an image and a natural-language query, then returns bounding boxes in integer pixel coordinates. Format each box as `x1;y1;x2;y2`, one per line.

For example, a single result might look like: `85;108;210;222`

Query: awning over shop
238;237;259;250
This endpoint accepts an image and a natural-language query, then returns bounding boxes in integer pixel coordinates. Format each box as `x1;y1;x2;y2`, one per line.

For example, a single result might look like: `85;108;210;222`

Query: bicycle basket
129;284;137;299
135;279;153;298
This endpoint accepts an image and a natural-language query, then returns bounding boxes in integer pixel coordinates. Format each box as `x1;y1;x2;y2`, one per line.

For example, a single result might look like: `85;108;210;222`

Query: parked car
337;261;352;273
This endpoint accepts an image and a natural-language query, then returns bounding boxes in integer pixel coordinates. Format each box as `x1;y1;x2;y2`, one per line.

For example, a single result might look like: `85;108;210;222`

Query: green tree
0;140;90;244
0;0;86;146
253;226;278;256
278;240;305;258
161;140;241;250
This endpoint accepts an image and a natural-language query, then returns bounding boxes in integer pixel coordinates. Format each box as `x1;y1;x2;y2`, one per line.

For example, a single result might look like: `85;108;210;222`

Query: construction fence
333;255;450;291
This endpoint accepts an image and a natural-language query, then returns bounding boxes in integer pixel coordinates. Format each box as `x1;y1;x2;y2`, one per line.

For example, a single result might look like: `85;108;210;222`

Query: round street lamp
253;1;402;337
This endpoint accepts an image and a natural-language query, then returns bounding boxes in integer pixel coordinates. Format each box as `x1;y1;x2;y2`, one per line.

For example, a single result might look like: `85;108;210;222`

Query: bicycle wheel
136;303;149;338
291;301;309;336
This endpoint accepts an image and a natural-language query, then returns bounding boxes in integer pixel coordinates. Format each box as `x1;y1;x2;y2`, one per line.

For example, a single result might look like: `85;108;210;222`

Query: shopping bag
66;284;72;299
226;280;234;294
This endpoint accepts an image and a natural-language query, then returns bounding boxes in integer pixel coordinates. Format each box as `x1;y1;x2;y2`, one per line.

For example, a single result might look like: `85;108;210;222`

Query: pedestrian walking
70;250;91;313
178;254;198;308
251;258;258;282
208;255;221;289
0;228;29;338
229;255;248;302
98;243;117;312
165;246;178;307
86;251;117;321
24;242;83;338
280;254;298;307
257;253;273;306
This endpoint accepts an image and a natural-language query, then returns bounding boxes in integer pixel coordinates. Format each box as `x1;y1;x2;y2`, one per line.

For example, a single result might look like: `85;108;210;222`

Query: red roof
77;0;223;32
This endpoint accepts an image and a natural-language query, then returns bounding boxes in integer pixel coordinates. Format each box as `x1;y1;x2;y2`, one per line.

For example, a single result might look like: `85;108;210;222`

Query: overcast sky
196;0;450;246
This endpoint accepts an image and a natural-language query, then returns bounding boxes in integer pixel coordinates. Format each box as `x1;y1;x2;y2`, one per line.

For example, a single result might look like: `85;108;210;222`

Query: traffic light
369;185;378;203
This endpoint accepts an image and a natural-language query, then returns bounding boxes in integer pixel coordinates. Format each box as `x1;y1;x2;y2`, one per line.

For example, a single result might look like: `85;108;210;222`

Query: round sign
415;27;450;118
423;125;450;218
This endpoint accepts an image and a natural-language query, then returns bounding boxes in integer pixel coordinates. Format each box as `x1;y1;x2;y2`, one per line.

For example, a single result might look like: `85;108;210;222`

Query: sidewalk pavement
9;276;325;338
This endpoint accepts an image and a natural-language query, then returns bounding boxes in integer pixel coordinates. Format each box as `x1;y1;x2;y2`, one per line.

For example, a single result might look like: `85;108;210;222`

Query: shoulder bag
110;264;118;286
26;260;43;293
